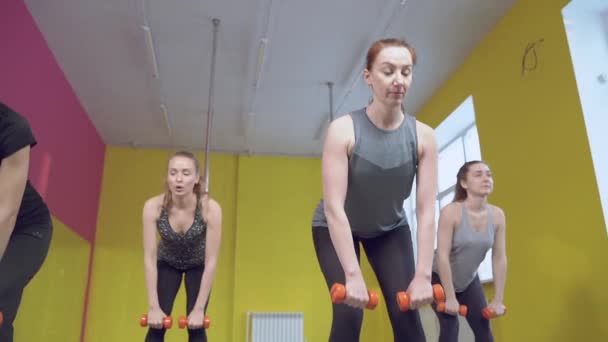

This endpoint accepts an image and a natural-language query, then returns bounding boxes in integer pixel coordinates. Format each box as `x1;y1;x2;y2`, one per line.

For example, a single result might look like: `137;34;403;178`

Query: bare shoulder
202;196;222;219
143;194;164;218
440;201;461;220
325;113;355;154
205;197;221;213
489;204;506;224
415;120;436;139
327;114;354;138
414;119;437;154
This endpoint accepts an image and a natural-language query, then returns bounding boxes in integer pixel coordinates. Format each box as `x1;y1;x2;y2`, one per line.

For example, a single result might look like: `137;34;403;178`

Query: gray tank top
312;107;418;238
156;204;207;270
432;203;495;292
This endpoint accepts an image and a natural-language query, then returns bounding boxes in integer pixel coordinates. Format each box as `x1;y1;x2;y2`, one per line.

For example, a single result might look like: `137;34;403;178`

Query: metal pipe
204;18;220;193
160;103;171;137
327;81;334;121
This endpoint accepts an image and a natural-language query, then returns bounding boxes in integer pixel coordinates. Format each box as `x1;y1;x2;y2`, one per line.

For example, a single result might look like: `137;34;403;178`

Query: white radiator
246;312;305;342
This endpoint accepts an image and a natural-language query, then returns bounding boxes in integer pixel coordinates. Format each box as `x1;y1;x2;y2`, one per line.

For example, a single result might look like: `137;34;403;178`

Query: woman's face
364;46;413;108
167;156;199;196
462;162;494;197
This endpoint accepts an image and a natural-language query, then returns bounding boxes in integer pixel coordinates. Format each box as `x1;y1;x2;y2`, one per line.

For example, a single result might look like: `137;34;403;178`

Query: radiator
246;312;305;342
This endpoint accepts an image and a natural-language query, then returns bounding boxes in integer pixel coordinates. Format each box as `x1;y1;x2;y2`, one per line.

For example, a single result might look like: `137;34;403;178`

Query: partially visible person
432;160;507;342
0;101;53;342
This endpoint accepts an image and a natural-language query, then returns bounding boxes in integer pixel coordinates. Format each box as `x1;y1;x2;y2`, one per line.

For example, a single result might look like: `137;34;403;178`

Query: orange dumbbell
0;311;4;326
436;301;468;316
331;283;379;310
482;306;507;320
140;314;173;329
178;315;211;329
397;284;445;311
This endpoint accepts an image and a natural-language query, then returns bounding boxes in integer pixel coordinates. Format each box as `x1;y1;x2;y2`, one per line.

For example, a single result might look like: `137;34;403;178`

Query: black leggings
145;260;208;342
0;227;52;342
431;272;493;342
313;225;425;342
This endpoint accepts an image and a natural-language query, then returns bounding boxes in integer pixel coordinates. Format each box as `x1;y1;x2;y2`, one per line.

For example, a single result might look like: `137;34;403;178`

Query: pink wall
0;0;106;243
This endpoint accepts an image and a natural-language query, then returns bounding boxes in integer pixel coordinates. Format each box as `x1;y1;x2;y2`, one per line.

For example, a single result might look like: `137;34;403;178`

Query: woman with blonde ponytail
142;151;222;342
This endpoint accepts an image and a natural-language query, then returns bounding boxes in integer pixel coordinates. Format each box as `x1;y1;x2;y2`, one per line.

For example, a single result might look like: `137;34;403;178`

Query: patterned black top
156;204;207;270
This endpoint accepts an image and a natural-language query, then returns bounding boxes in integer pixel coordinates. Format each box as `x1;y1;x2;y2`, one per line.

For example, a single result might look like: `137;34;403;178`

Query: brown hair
452;160;487;202
162;150;206;210
366;38;417;71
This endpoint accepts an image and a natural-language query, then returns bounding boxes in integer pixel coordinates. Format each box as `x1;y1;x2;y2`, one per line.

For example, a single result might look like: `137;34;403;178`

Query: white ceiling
25;0;516;157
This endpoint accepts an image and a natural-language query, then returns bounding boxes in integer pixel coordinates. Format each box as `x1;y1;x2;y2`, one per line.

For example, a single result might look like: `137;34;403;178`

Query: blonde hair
162;150;207;211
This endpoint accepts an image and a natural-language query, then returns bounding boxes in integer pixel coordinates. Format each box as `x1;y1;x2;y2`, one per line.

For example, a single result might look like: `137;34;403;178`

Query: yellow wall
231;155;331;342
85;147;237;342
86;147;390;342
365;0;607;340
14;217;90;342
88;18;608;337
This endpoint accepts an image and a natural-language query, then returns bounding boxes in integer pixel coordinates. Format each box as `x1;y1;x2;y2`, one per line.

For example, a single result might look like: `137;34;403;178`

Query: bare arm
142;198;161;310
193;197;222;312
435;203;459;300
0;146;30;261
322;116;361;278
491;207;507;303
414;123;438;280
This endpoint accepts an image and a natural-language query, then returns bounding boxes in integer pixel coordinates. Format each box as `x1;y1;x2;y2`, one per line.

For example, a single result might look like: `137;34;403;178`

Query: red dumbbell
397;284;445;311
482;306;507;320
140;314;173;329
436;301;468;316
178;315;211;329
331;283;379;310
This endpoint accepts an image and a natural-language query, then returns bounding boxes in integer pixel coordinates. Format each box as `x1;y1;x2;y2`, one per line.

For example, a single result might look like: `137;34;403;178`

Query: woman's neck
464;195;488;212
172;193;197;210
366;100;403;130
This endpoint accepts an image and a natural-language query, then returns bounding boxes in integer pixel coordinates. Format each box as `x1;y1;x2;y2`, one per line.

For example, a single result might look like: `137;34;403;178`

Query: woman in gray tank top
141;151;222;342
312;38;439;342
431;161;507;342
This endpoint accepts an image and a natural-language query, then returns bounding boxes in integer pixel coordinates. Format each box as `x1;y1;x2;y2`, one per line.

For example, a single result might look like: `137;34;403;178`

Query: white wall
563;0;608;235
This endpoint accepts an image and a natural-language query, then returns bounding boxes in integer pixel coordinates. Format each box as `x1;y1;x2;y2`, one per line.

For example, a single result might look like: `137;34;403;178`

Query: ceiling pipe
160;103;172;138
333;0;407;115
241;0;281;154
314;81;335;140
203;18;220;193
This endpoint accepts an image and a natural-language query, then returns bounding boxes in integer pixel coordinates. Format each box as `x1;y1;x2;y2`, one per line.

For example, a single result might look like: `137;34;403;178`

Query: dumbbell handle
397;284;446;311
140;314;173;329
178;315;211;329
331;283;379;310
436;301;468;316
482;306;507;320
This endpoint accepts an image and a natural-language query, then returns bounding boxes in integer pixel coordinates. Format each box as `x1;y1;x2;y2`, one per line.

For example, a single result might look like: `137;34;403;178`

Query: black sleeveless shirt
156;204;207;270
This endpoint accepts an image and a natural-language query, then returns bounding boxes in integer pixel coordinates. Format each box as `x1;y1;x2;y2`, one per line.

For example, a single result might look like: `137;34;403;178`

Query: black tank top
156;204;207;270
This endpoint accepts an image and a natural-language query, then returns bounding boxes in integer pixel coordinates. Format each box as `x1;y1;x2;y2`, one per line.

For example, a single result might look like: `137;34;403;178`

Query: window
562;0;608;235
405;96;493;283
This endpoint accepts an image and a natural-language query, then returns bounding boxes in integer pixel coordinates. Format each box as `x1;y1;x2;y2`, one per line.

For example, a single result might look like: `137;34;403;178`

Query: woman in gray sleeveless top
432;161;507;342
312;38;439;342
142;151;222;342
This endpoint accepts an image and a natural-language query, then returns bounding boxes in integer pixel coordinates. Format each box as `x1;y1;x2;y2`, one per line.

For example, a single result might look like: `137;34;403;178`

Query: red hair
366;38;417;70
